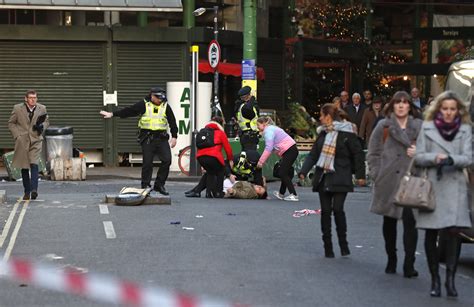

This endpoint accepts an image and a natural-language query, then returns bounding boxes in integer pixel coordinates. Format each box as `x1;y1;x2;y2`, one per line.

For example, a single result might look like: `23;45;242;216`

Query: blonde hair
256;116;274;126
424;91;471;123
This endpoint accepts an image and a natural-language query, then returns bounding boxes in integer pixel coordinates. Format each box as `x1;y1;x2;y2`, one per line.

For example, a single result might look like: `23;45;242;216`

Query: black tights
382;208;418;269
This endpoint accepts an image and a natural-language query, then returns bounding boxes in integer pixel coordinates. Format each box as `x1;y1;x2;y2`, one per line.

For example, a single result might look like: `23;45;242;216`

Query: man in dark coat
343;92;367;131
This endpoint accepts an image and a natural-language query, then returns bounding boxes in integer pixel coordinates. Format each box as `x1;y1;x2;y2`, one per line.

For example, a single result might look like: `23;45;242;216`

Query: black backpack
196;127;215;149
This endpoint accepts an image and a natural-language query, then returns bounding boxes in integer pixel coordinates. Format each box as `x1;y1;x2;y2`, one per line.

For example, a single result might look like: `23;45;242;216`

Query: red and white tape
0;258;246;307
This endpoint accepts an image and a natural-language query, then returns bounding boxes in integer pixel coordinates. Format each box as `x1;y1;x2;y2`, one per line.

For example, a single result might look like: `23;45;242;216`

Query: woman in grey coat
415;91;472;298
367;91;423;278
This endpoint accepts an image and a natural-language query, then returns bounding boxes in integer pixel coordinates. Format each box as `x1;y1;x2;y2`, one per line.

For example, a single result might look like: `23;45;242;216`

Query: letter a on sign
208;40;221;70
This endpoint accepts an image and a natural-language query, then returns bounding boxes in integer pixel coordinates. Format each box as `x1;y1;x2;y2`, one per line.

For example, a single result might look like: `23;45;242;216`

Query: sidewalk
0;166;201;183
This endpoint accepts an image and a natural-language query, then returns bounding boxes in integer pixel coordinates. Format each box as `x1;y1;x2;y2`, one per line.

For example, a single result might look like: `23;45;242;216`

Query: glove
33;124;44;135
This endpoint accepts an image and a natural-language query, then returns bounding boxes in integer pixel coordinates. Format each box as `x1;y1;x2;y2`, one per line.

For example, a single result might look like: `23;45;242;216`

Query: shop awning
199;60;266;81
0;0;182;11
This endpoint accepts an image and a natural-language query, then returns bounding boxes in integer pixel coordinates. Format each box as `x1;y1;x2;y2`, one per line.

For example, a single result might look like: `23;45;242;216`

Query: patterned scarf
316;121;354;173
434;112;461;141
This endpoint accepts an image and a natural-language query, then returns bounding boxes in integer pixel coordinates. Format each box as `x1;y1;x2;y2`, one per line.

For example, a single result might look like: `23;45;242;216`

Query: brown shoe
31;191;38;200
23;193;30;200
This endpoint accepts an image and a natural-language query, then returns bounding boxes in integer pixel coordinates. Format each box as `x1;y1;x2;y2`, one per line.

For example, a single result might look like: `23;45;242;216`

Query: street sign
242;59;256;80
208;40;221;69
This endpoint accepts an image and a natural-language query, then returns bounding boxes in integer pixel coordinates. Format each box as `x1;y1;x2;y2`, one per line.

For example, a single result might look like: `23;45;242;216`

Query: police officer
234;86;260;150
100;87;178;195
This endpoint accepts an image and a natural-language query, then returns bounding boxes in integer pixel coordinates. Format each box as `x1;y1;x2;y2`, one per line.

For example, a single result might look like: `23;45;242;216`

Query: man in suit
8;90;49;200
343;92;366;131
411;87;426;110
340;90;351;109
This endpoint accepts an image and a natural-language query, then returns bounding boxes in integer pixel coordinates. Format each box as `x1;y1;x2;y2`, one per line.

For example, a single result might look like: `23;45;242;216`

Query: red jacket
196;122;233;166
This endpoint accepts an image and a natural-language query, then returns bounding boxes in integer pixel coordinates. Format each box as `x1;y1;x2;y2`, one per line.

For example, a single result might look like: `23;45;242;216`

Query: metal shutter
115;42;186;152
0;41;106;149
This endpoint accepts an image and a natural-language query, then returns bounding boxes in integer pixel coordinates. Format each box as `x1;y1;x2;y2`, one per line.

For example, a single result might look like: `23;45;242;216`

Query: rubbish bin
45;126;74;161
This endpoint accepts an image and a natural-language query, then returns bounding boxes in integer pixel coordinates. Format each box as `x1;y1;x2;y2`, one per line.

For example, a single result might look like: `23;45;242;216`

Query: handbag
393;159;436;212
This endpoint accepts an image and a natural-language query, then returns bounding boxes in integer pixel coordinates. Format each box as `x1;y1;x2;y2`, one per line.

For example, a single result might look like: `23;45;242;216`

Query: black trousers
318;188;348;248
197;156;225;197
141;137;171;188
382;208;418;269
278;144;298;195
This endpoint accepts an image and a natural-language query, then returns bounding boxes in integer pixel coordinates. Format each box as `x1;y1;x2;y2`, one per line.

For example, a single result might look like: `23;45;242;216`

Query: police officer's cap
238;86;251;97
150;87;167;101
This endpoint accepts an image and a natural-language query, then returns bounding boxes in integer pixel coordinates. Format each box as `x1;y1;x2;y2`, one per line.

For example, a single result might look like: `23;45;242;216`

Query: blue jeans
21;164;39;194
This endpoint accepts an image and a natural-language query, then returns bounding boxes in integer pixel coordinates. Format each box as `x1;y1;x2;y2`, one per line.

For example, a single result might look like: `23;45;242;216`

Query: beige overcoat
8;103;49;169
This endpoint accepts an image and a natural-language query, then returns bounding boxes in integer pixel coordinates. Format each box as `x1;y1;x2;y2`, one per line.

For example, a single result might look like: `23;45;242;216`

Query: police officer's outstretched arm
100;100;146;119
166;104;178;148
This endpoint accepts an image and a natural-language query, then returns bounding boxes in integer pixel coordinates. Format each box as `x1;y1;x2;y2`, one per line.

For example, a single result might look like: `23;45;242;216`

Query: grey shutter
115;42;186;152
0;41;106;149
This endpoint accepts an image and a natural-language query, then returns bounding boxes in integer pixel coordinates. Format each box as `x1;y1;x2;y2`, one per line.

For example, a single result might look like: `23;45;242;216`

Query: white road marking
103;221;116;239
0;199;21;248
99;205;109;215
3;201;29;261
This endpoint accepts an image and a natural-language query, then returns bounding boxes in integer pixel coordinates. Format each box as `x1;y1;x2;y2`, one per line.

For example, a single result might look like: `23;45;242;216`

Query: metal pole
212;6;220;118
189;45;200;176
183;0;195;29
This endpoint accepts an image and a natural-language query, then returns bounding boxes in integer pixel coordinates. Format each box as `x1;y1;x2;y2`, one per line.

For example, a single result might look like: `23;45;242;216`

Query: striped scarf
316;121;354;173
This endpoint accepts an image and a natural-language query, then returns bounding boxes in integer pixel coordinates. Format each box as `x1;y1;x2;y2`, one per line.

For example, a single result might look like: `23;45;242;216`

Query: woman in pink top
256;116;299;201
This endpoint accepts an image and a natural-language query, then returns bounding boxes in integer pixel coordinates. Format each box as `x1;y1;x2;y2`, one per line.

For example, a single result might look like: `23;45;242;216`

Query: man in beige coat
8;90;49;200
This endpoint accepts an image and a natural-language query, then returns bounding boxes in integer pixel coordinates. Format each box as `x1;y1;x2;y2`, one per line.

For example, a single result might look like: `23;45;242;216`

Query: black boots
321;211;334;258
402;208;418;278
334;211;350;256
445;236;461;298
383;217;398;274
425;230;441;297
153;184;169;196
385;254;397;274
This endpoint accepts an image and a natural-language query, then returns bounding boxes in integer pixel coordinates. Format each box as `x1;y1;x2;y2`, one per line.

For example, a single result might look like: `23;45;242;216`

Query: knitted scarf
434;112;461;141
316;121;354;172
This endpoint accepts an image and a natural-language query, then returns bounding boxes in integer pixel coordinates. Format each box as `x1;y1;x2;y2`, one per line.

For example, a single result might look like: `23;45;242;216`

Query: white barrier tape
0;258;247;307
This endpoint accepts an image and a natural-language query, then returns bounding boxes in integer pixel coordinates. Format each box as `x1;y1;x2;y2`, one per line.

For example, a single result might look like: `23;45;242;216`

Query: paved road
0;179;473;307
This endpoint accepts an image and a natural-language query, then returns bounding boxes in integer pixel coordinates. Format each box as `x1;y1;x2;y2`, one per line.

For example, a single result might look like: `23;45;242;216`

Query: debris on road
195;215;204;218
225;213;237;216
292;209;321;218
182;227;195;230
170;221;181;225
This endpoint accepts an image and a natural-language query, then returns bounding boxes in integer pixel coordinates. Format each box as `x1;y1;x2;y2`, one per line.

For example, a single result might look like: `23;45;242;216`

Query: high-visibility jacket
138;100;168;130
232;152;253;176
236;104;258;131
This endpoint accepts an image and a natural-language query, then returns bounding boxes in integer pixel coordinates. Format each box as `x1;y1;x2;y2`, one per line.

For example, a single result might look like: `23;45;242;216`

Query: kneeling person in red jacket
197;117;233;198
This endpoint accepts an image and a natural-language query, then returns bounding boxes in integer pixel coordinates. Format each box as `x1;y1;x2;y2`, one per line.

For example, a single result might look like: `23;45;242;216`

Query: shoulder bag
393;158;436;212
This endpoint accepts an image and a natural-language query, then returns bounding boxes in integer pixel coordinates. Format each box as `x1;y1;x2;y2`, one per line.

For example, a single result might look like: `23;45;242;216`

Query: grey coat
367;115;423;219
414;121;472;229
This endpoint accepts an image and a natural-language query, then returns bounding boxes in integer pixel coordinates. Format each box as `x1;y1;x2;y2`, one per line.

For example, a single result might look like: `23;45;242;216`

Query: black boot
153;184;169;196
445;235;461;298
402;208;418;278
425;229;441;297
383;217;397;274
321;211;334;258
185;191;201;198
334;211;350;256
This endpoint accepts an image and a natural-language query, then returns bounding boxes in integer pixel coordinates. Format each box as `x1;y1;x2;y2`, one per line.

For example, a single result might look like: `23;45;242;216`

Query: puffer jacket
197;121;233;166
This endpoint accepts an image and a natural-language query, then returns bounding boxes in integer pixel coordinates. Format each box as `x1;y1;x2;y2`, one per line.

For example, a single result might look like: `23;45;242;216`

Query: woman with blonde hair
415;90;472;298
256;116;299;201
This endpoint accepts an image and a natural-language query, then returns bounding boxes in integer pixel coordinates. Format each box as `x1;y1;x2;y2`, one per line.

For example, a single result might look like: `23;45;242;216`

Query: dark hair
211;116;224;126
259;191;268;199
321;103;342;121
25;89;37;97
383;91;419;118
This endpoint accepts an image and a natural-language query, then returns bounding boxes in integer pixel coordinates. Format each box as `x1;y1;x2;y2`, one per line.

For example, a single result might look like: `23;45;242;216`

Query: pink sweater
258;125;296;164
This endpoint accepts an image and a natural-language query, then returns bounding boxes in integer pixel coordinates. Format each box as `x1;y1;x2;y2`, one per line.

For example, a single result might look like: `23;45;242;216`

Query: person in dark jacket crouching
196;117;233;198
299;103;366;258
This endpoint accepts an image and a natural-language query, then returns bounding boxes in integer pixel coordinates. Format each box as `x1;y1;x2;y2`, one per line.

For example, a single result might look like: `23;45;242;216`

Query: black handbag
273;161;295;179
